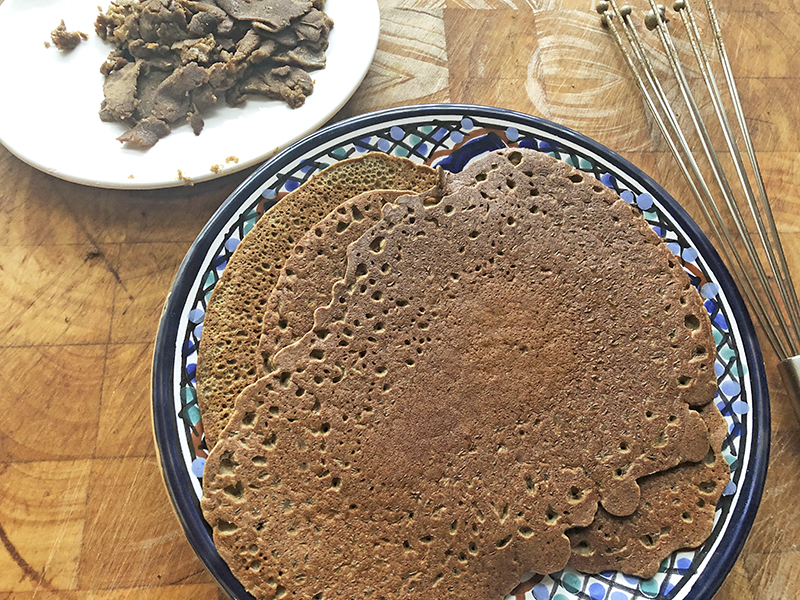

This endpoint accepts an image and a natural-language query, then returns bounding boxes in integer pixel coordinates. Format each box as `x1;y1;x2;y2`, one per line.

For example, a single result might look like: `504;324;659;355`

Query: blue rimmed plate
152;104;768;600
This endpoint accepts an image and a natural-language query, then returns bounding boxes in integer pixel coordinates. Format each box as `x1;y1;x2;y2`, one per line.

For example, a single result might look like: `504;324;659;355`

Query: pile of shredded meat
95;0;333;148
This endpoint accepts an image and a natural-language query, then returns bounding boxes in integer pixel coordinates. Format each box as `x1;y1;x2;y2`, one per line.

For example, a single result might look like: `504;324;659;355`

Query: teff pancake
201;148;718;599
259;188;434;361
197;154;440;446
568;401;729;578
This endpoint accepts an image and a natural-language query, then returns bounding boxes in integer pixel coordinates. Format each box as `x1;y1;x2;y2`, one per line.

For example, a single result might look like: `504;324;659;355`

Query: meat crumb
210;164;223;173
226;156;239;164
50;20;88;51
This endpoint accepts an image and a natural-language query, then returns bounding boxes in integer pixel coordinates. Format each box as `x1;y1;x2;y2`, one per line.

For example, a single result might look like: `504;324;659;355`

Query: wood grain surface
1;0;798;598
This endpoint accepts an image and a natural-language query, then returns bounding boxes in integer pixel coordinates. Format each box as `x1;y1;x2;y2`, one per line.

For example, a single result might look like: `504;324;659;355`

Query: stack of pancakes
197;148;729;599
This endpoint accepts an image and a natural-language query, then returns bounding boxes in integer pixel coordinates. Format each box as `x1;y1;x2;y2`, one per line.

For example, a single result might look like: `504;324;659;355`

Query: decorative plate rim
152;103;770;600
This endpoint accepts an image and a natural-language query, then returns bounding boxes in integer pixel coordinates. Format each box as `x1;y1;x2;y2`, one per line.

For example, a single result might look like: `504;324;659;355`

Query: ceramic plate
0;0;378;189
152;104;769;600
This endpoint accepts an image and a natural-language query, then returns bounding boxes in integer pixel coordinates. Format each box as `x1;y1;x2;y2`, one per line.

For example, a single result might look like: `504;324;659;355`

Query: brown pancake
567;401;730;578
259;188;425;362
197;154;440;447
201;148;718;598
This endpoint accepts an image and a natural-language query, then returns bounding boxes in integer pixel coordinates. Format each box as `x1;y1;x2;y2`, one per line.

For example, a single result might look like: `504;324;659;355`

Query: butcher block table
1;0;799;598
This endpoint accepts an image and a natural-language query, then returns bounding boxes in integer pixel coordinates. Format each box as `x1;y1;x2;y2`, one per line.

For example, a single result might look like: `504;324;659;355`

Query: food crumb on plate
177;169;194;186
50;20;88;51
225;156;239;164
210;164;223;173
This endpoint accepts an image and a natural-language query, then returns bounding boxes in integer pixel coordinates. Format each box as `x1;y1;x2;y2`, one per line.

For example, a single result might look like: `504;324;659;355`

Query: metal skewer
597;0;800;420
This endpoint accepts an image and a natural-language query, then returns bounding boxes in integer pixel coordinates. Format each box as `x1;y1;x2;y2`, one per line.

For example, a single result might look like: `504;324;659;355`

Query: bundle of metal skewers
596;0;800;419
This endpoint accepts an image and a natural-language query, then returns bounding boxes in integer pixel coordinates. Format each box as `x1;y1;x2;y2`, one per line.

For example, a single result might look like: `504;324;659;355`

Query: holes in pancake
508;151;523;165
375;366;387;377
444;205;455;215
468;541;479;555
314;328;330;340
355;263;368;278
697;498;706;508
351;205;364;221
685;314;701;331
568;173;583;184
242;412;256;427
614;464;631;478
279;372;292;388
518;525;534;538
219;453;237;475
310;348;325;361
263;432;277;450
619;441;630;453
506;177;517;190
223;481;244;500
433;572;444;586
568;486;585;503
295;387;305;397
396;299;409;307
640;533;656;548
496;535;512;549
420;534;433;544
252;455;267;466
507;216;516;227
476;172;488;182
530;204;540;215
468;231;479;239
545;507;558;525
374;321;385;332
330;477;341;490
423;195;441;208
699;480;717;494
369;236;386;253
336;221;350;235
449;520;458;535
275;585;287;598
703;449;716;466
678;375;692;387
314;227;323;237
653;430;668;448
682;511;693;523
692;345;708;360
372;290;383;302
277;318;288;330
217;519;237;533
573;540;592;556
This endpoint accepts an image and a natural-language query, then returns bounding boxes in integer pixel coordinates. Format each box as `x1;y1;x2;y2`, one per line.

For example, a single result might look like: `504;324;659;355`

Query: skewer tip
673;0;687;10
619;5;633;18
596;1;610;14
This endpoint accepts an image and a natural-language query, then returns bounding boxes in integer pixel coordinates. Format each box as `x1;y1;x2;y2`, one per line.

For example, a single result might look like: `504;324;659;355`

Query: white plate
0;0;379;189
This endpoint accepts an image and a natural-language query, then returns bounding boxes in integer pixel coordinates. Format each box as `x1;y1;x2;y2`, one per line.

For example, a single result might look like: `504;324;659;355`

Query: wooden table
1;0;798;598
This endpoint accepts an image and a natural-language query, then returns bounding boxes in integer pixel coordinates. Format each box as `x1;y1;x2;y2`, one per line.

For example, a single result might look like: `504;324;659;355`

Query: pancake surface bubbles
197;154;440;446
201;148;718;599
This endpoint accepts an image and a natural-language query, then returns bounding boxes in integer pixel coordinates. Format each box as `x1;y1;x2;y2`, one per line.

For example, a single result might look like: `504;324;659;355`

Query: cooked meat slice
148;62;209;122
117;116;170;147
191;83;218;112
294;8;333;43
99;61;141;122
188;111;204;135
134;65;171;119
100;49;130;76
239;64;313;108
272;43;326;69
138;0;190;44
172;34;216;64
216;0;312;32
232;28;262;62
250;39;278;63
